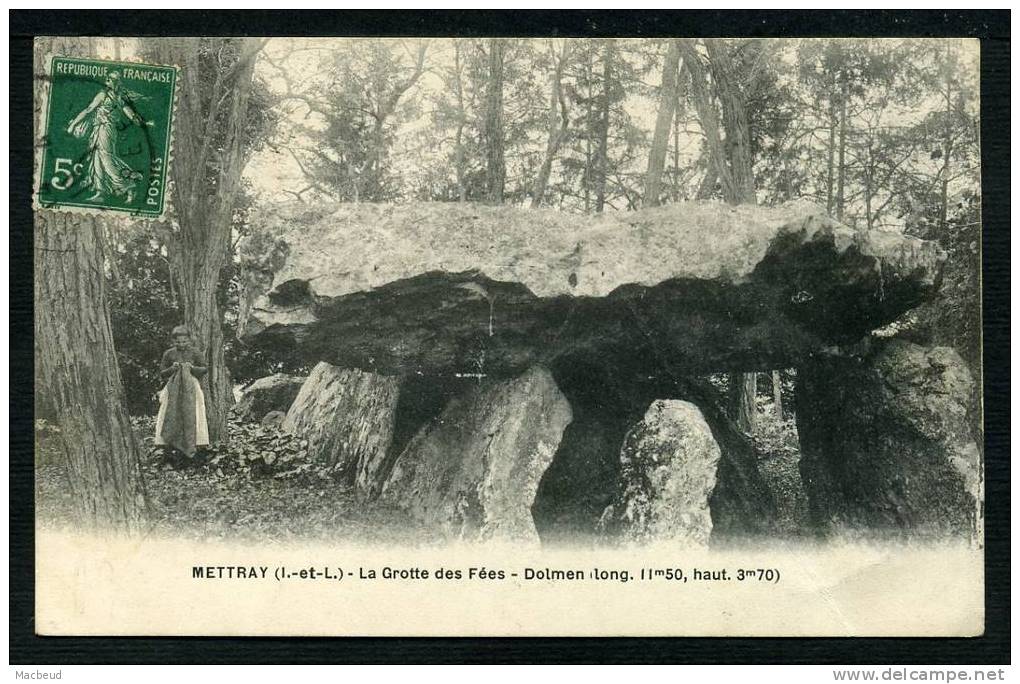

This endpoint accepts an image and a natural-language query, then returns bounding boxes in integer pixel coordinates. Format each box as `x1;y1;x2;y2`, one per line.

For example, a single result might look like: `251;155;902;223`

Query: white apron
154;373;210;447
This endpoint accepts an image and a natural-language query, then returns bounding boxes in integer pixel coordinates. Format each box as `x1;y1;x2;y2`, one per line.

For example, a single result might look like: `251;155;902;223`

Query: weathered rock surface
240;200;943;378
796;339;981;539
600;400;722;545
282;362;401;491
381;366;572;543
234;373;306;422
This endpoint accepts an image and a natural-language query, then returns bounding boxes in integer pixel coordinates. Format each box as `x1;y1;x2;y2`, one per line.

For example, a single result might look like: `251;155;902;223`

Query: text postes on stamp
36;56;177;219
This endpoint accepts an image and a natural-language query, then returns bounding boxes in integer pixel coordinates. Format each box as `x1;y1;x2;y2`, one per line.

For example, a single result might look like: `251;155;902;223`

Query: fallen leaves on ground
34;416;440;546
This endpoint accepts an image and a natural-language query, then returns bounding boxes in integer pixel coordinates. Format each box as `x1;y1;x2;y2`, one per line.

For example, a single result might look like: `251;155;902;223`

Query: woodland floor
35;414;810;544
34;416;441;546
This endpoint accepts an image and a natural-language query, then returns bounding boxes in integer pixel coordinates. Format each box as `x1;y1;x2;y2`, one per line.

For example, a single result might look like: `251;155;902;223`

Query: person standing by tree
154;325;210;465
146;37;266;445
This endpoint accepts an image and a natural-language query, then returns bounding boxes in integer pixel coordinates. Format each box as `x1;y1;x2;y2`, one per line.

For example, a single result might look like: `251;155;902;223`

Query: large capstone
239;200;943;379
381;365;572;543
233;373;306;423
600;400;722;545
796;339;981;539
283;362;401;492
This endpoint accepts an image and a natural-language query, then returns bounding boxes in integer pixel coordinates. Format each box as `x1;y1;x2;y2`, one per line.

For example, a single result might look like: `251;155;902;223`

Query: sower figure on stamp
65;70;153;204
155;325;210;465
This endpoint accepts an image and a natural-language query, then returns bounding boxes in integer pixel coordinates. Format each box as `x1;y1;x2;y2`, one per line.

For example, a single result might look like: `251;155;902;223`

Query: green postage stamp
36;56;178;218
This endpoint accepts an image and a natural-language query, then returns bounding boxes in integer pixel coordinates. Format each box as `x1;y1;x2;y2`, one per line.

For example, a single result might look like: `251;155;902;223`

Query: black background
9;9;1010;664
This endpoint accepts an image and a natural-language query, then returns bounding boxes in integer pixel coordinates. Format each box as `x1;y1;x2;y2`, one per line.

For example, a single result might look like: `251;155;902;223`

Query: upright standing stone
382;366;572;543
601;400;722;545
797;340;981;539
283;362;401;490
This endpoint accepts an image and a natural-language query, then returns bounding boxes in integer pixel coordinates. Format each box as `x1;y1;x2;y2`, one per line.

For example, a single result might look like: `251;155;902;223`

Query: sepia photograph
20;19;1000;646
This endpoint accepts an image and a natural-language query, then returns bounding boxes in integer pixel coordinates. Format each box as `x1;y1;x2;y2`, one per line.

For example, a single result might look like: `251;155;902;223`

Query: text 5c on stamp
36;56;178;219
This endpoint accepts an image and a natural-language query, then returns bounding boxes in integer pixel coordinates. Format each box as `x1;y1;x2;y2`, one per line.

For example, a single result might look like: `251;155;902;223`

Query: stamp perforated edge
32;40;181;222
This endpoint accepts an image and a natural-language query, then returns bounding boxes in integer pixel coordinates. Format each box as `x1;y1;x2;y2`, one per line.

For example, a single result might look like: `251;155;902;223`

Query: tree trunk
865;143;875;229
825;86;837;214
594;41;613;213
453;43;468;203
531;42;571;209
149;38;263;443
583;46;594;213
36;212;150;532
484;38;506;204
172;242;233;444
771;370;784;421
643;40;682;207
728;372;757;434
672;76;683;202
680;40;736;202
696;156;719;200
836;73;848;221
36;214;151;531
940;46;953;232
34;37;148;533
705;40;755;204
370;119;386;200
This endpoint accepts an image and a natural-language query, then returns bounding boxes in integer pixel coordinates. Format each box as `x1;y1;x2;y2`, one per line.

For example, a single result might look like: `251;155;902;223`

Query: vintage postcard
33;35;984;637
